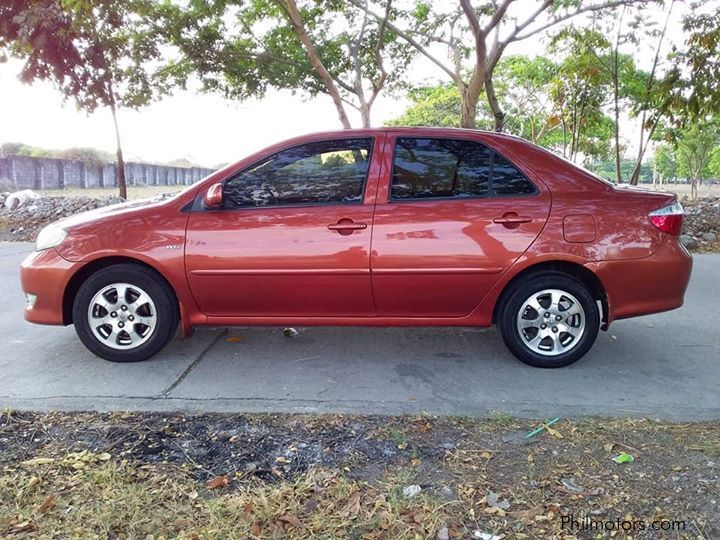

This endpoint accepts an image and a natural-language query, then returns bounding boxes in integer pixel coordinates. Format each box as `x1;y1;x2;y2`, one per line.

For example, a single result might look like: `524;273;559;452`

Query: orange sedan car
20;128;692;367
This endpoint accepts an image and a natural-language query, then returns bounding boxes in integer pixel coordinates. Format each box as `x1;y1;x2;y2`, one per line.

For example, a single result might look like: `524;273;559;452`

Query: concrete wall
0;156;215;190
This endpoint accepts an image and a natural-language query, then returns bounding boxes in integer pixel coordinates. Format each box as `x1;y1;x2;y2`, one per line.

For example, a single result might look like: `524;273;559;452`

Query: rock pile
681;197;720;250
0;192;124;242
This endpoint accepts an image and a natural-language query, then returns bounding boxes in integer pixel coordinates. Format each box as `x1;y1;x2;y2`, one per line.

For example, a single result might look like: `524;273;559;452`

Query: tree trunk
630;1;673;185
282;0;352;129
691;176;698;201
612;6;625;184
109;96;127;200
458;0;487;130
360;103;371;128
629;119;659;185
485;76;505;132
631;120;645;186
459;86;480;129
613;79;621;182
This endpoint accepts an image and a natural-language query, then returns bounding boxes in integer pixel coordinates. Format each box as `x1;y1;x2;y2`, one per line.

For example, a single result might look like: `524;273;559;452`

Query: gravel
679;234;697;250
682;197;720;250
0;193;124;241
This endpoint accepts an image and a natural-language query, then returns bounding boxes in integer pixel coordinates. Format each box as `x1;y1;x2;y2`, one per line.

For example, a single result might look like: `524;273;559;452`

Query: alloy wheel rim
87;283;157;350
516;288;586;356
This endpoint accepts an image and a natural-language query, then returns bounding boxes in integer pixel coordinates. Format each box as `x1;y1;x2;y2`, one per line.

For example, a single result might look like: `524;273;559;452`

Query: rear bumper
20;248;77;325
587;237;692;324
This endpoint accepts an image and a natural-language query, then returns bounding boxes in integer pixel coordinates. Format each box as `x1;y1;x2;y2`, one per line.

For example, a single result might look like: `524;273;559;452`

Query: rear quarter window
390;137;537;201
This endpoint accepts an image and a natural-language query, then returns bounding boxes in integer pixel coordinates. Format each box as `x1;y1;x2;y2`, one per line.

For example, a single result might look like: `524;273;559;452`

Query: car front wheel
72;264;179;362
498;272;600;368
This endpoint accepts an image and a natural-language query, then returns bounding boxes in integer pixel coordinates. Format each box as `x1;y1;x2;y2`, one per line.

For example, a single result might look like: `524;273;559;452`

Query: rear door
185;136;382;318
370;135;550;317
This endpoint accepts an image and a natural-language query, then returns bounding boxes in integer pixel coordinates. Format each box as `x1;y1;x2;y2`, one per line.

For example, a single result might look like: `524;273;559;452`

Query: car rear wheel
498;271;600;368
72;264;178;362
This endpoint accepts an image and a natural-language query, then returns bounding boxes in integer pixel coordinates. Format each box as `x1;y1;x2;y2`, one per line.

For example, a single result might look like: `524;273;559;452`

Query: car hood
52;195;173;231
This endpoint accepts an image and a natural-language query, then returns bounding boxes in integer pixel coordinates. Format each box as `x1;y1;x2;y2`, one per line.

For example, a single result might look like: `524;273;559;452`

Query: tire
498;271;600;368
72;263;179;362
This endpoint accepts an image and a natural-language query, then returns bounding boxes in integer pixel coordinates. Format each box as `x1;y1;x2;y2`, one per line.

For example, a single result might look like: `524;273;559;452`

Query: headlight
36;226;67;251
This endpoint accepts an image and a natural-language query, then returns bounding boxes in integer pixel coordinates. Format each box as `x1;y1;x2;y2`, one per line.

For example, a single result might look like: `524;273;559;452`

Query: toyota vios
21;128;692;367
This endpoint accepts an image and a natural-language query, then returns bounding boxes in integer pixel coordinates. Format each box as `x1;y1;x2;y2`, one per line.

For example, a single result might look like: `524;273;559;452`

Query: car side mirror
204;182;223;209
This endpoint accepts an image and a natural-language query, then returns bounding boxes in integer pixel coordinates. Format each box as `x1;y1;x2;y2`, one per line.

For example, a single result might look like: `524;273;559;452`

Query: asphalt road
1;242;718;420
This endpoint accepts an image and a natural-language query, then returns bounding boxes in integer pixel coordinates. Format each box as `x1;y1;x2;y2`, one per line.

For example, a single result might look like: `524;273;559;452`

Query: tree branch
460;0;484;42
349;2;369;106
497;0;552;48
278;0;352;128
483;0;514;35
346;0;461;84
459;0;489;128
513;0;651;42
368;0;391;107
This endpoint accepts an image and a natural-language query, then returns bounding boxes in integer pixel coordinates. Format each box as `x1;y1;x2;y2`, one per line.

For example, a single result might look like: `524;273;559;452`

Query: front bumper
20;248;77;325
587;237;693;324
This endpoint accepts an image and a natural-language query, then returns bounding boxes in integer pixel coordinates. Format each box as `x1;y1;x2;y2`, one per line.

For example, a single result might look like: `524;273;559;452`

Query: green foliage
710;147;720;179
0;0;168;113
0;143;114;163
386;84;467;128
18;146;54;158
654;117;720;189
0;142;24;157
388;56;559;132
492;55;561;147
388;50;617;162
548;28;616;161
653;144;678;180
155;0;414;118
1;143;54;158
591;158;652;183
57;147;114;164
655;2;720;128
674;119;720;182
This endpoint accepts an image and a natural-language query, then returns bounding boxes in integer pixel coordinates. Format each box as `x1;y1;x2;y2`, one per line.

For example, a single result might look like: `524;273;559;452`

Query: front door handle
493;212;533;228
328;219;368;235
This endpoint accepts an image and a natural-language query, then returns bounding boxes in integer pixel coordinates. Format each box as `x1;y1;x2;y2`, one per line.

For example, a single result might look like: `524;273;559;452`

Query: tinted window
224;138;372;208
492;153;537;195
390;137;536;201
391;138;490;200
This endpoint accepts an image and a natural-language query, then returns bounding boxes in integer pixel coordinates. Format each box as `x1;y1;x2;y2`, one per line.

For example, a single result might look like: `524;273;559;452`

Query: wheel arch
62;256;178;325
492;260;609;329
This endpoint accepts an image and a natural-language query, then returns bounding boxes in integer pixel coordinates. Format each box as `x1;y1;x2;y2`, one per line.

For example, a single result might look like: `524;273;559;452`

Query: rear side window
492;153;537;195
224;138;373;208
390;137;536;201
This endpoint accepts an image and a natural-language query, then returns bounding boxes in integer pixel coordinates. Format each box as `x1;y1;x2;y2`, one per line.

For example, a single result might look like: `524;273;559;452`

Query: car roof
302;126;524;141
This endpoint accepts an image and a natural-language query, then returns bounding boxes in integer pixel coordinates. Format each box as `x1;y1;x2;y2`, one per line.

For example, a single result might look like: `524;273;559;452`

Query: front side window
390;137;536;201
224;138;373;208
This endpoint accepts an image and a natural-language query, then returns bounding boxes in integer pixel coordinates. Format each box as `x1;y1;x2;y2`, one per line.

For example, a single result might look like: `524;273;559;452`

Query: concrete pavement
1;242;718;420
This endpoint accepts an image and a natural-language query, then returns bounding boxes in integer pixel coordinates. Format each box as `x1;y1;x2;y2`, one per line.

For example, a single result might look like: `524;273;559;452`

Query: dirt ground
1;411;718;539
35;186;187;200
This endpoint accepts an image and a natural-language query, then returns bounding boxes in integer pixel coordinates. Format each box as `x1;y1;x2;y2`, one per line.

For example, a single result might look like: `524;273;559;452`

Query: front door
370;135;551;317
185;137;379;318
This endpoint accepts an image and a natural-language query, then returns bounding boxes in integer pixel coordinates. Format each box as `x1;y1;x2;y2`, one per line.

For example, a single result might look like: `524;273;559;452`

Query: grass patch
486;410;517;428
1;411;718;538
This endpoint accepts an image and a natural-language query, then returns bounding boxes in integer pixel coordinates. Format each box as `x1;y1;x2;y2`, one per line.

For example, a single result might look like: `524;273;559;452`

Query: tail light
648;201;684;235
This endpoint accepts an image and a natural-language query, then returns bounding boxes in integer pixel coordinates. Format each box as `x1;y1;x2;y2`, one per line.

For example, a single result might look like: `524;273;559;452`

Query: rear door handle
328;219;367;235
493;212;533;228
